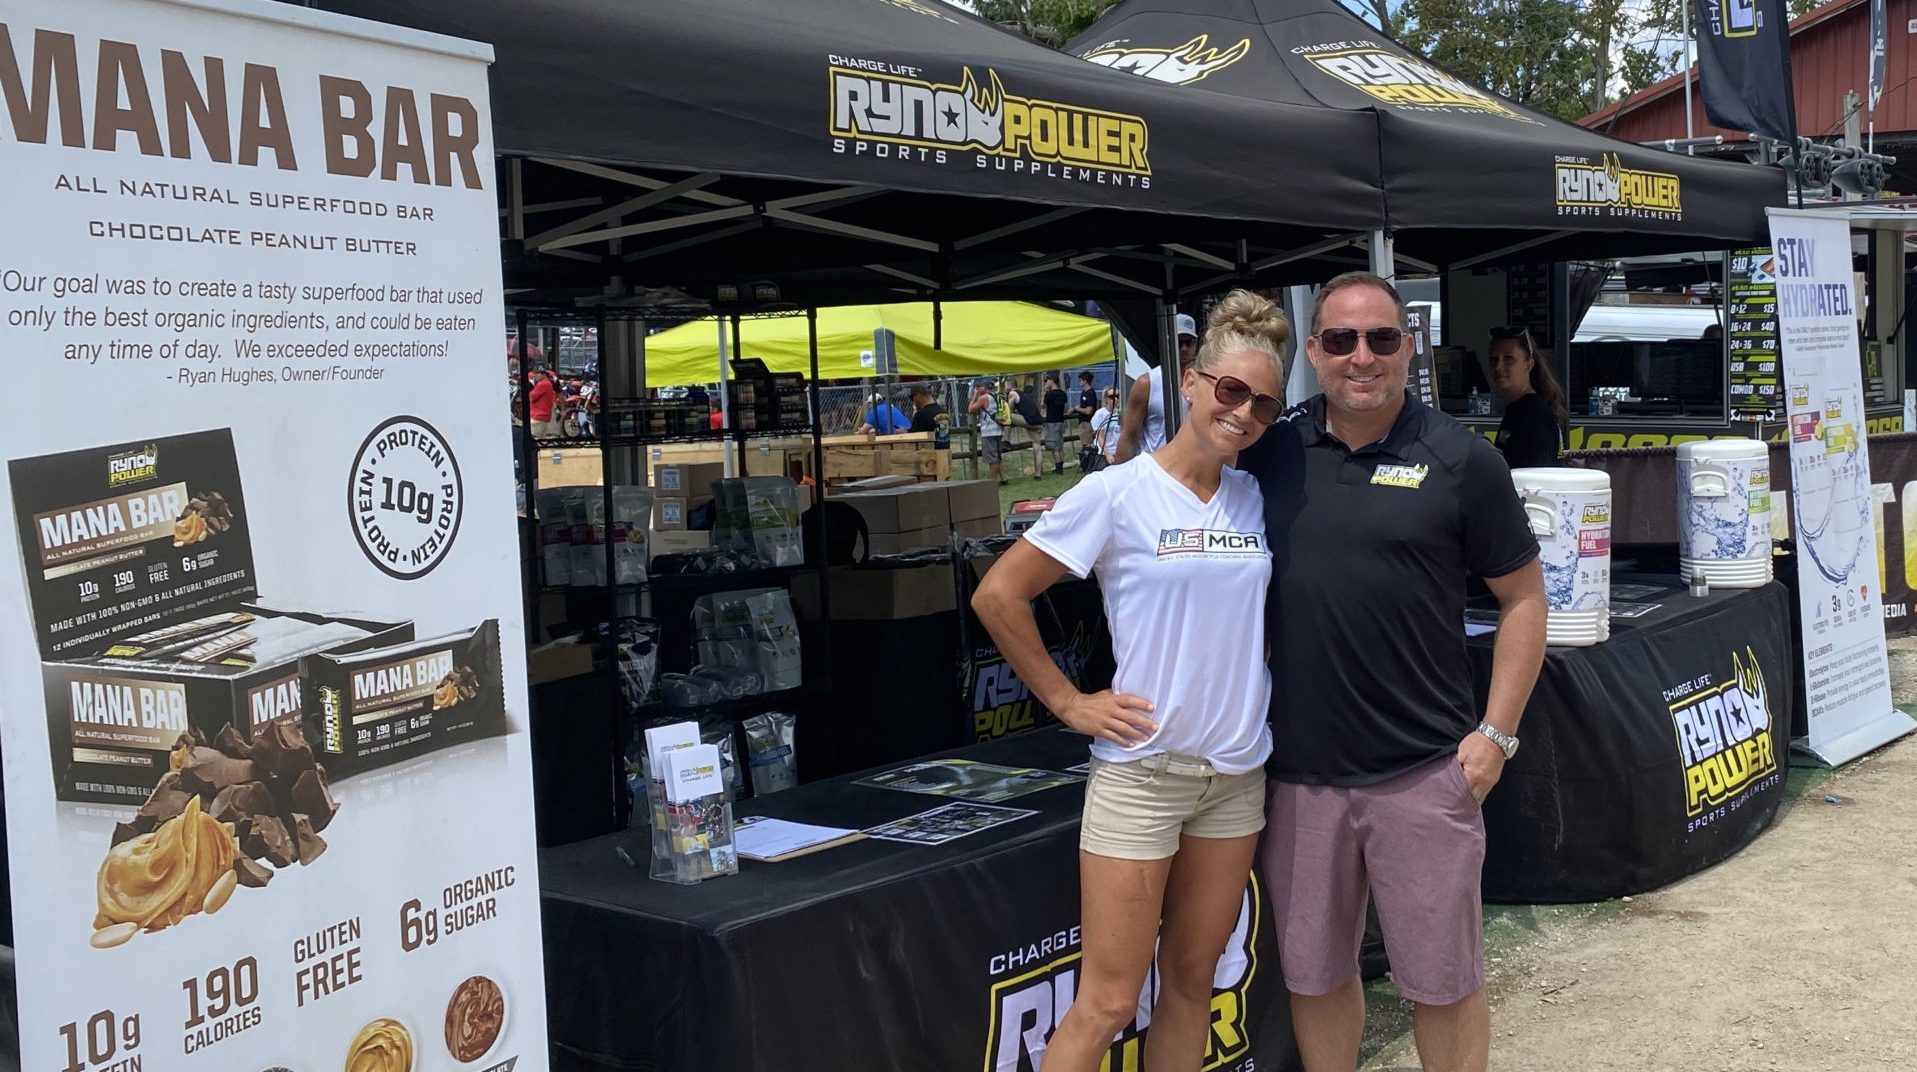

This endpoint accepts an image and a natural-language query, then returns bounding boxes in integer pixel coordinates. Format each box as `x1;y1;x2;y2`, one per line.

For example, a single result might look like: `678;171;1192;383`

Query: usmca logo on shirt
1156;529;1266;558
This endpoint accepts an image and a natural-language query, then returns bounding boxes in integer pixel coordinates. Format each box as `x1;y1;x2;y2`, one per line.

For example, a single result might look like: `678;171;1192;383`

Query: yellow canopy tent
641;302;1118;386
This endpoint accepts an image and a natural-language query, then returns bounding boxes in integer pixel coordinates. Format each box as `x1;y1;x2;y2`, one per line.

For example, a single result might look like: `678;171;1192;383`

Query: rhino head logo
1081;34;1251;85
960;67;1005;148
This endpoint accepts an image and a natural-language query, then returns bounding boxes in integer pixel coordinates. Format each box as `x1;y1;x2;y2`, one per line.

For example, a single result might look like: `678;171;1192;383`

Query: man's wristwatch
1476;722;1519;759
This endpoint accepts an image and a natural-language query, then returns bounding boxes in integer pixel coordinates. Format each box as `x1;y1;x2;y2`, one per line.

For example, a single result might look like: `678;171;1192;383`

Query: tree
1396;0;1604;120
971;0;1122;46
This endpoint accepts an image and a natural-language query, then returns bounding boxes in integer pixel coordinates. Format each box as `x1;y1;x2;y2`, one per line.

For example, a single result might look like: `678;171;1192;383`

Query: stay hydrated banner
0;1;549;1069
1767;208;1915;765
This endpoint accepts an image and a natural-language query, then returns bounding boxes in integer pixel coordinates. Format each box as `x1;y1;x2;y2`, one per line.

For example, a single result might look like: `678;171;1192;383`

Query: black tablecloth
1472;575;1796;903
540;729;1293;1072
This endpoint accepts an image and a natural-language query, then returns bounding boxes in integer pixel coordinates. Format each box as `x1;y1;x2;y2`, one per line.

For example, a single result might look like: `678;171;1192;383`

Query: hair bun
1205;290;1290;351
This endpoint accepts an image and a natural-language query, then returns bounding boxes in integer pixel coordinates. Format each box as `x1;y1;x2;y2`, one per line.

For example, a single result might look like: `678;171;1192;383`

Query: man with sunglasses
1235;271;1548;1072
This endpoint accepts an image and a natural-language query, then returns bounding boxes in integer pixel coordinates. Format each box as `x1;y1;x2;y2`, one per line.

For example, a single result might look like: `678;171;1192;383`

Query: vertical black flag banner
1695;0;1799;144
1871;0;1888;113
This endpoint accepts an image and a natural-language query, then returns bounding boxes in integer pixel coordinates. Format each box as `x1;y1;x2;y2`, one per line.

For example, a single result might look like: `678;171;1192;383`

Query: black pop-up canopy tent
1067;0;1787;269
304;0;1393;305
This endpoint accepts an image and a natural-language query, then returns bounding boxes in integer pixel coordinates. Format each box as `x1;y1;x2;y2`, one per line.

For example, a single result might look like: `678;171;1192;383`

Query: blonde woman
972;291;1289;1072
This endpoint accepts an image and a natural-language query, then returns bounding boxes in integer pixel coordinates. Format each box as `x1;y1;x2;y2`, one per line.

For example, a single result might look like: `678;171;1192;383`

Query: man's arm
1115;375;1151;462
1458;558;1547;801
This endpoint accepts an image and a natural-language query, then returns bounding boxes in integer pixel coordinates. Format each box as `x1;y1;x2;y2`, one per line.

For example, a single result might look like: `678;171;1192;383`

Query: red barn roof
1581;0;1914;147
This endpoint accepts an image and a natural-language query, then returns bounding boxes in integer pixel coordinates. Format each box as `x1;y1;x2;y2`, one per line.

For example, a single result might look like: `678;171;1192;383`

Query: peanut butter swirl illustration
444;975;505;1062
346;1018;414;1072
94;795;236;937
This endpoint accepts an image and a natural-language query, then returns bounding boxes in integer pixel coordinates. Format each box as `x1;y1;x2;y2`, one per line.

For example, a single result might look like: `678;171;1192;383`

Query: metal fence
813;363;1123;436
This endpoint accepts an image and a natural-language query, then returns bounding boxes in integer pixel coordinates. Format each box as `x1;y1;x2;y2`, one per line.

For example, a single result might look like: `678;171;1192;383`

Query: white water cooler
1512;468;1612;646
1676;441;1773;588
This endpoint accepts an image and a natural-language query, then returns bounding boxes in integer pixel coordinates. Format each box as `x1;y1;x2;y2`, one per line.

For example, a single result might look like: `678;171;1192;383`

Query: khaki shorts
1080;753;1266;861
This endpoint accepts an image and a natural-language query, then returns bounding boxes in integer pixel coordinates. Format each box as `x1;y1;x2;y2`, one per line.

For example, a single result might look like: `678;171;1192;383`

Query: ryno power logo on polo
829;62;1152;186
1666;649;1778;822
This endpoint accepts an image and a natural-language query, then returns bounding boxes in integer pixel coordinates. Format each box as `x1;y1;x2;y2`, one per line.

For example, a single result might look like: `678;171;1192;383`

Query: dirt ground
1359;636;1917;1072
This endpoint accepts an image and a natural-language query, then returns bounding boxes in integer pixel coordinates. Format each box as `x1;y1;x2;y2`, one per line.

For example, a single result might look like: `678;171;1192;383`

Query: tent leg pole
1158;294;1182;441
1369;229;1395;282
729;314;743;477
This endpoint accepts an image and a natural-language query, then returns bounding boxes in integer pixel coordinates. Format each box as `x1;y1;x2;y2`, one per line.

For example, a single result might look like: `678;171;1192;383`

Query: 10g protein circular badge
348;417;464;579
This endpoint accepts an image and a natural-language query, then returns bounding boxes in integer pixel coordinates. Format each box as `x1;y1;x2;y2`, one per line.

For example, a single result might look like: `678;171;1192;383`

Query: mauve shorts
1260;753;1486;1006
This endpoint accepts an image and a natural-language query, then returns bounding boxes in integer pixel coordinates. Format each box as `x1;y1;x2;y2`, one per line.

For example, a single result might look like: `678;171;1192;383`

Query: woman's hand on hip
1059;691;1158;746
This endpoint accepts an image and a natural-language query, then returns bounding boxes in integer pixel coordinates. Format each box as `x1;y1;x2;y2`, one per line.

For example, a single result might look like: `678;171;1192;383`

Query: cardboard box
654;462;727;498
654;496;690;531
790;563;957;620
867;525;951;556
835;484;950;533
955;516;1002;540
928;479;1000;523
650;530;712;557
536;593;569;640
537;446;611;489
527;637;597;685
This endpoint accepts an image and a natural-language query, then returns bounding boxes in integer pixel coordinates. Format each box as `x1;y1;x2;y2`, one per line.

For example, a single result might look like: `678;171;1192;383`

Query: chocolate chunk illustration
248;720;314;783
176;751;261;796
208;781;276;825
238;814;297;868
289;768;339;832
233;856;274;889
110;819;152;846
290;814;327;866
212;723;253;759
137;772;194;823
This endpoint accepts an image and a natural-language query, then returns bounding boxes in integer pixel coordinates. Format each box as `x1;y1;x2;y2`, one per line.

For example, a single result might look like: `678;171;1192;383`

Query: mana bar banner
0;1;549;1069
1767;208;1915;766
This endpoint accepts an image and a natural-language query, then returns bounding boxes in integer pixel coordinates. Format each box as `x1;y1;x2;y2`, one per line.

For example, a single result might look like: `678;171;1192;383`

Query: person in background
1488;326;1565;470
1089;387;1121;468
1117;313;1192;461
1043;374;1070;475
576;380;597;438
708;397;724;431
859;393;912;435
909;385;951;450
970;380;1006;484
527;368;559;439
1700;322;1724;342
1009;379;1046;480
972;290;1290;1072
1237;272;1547;1072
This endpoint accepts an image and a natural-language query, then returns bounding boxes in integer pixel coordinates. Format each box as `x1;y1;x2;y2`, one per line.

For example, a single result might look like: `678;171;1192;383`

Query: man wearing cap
1116;312;1192;461
858;393;912;435
969;379;1006;484
1236;271;1547;1072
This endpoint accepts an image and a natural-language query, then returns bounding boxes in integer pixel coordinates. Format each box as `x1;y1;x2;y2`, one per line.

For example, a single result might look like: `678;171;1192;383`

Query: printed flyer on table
0;1;549;1070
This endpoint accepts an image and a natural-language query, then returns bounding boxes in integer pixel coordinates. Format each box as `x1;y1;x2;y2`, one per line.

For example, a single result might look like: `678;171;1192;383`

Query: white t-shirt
1090;407;1118;455
1135;370;1168;454
1023;455;1273;773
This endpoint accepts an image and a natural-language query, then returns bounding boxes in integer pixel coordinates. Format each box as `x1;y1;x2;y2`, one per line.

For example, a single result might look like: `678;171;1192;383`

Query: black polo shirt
1236;393;1538;786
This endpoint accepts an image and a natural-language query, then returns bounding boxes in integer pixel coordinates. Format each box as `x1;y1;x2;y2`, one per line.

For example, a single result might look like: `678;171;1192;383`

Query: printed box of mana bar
304;620;506;778
8;430;414;803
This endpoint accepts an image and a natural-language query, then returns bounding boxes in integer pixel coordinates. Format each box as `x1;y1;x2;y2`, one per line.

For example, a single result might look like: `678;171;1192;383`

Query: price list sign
1729;247;1783;419
1406;305;1437;407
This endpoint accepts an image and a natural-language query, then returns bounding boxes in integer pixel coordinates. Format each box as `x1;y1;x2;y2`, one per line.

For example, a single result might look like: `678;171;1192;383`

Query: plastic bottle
1689;570;1710;598
1468;387;1481;416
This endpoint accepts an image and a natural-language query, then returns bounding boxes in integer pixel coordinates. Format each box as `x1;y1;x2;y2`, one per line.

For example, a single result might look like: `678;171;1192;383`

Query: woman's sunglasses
1314;327;1405;357
1196;371;1283;425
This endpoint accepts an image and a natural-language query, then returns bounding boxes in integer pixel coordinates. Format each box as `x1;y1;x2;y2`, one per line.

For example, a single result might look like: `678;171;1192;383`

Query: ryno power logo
106;443;159;488
969;623;1096;741
1666;648;1778;829
1078;34;1252;86
829;61;1152;187
983;880;1261;1072
1555;153;1683;221
1704;0;1760;38
1293;41;1537;123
